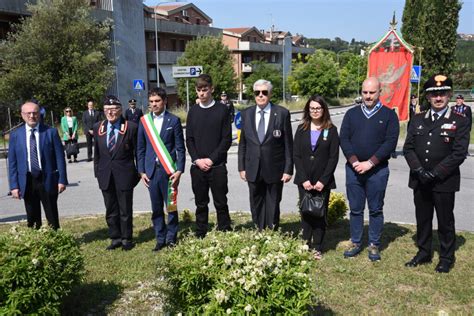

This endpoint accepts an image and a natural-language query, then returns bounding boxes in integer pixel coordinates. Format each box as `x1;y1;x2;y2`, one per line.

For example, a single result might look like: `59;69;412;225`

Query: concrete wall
110;0;148;110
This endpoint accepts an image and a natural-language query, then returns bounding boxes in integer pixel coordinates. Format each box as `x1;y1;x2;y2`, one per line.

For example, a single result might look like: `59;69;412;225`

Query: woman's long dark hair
301;95;333;131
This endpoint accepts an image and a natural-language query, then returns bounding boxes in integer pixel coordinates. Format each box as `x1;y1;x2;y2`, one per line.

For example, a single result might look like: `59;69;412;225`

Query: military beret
103;95;121;106
423;74;452;92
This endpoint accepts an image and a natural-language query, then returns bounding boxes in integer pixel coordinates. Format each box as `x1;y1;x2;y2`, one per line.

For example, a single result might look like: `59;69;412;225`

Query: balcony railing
146;51;183;65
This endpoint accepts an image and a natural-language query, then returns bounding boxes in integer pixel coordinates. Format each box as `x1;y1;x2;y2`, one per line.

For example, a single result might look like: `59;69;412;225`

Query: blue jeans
345;164;390;246
148;167;179;244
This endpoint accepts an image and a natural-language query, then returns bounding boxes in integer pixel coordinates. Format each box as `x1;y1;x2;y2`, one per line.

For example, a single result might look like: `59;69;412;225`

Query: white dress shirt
25;124;42;172
255;103;271;135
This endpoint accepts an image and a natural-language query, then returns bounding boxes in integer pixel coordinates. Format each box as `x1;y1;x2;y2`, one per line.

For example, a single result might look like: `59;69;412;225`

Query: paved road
1;106;473;232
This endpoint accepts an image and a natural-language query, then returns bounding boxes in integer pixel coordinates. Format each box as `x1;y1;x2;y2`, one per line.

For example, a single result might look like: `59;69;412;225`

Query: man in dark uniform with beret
403;74;470;273
452;94;472;131
124;99;143;124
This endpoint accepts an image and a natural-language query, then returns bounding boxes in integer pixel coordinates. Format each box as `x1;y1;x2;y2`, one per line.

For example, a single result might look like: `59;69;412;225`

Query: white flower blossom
301;244;309;251
226;308;232;314
31;258;39;266
214;289;227;304
236;257;243;265
224;256;232;266
244;304;252;312
301;260;307;266
208;259;214;266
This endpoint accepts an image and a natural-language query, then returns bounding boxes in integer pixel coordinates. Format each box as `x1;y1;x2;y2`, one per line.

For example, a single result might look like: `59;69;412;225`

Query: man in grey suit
238;79;293;230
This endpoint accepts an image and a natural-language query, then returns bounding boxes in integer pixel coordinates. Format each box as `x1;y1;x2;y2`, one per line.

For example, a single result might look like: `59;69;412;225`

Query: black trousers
190;165;231;237
247;174;283;230
101;175;134;242
23;173;60;230
298;186;330;252
413;187;456;263
85;131;94;160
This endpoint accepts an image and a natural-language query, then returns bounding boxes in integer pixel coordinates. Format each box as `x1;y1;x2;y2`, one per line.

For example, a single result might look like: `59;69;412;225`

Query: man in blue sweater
340;77;400;261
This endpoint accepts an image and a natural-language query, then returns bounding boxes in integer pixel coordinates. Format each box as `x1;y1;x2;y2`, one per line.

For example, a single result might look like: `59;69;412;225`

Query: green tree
288;50;339;98
242;60;283;103
0;0;113;115
401;0;462;80
176;36;236;105
339;54;368;97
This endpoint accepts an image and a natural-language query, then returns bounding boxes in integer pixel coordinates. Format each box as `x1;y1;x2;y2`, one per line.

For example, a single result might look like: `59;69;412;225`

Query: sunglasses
254;90;269;97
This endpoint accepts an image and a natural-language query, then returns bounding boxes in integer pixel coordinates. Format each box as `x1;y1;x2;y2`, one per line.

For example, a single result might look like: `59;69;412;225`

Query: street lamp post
154;9;160;90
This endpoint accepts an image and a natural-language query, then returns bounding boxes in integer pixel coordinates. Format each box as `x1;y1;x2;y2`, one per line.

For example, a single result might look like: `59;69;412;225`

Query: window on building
196;18;200;25
182;9;188;17
171;39;177;51
179;40;186;52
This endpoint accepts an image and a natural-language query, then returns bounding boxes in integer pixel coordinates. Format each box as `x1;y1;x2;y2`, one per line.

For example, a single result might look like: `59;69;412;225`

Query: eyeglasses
254;90;269;97
22;111;39;116
104;107;121;113
309;107;323;112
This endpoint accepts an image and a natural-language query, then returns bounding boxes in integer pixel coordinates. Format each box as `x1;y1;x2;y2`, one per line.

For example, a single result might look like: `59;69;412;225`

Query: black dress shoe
122;241;135;251
435;260;453;273
152;243;166;252
106;241;122;250
405;255;432;267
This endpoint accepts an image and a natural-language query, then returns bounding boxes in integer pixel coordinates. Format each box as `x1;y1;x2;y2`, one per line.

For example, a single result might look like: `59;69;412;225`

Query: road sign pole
186;79;190;112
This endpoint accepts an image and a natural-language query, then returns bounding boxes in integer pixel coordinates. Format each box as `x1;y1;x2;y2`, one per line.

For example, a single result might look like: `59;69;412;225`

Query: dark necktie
257;110;265;143
29;129;41;178
433;113;439;121
108;124;116;152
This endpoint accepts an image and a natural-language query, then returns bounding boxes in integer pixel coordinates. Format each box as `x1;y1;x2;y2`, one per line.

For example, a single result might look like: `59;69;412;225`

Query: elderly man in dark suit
124;98;143;124
8;101;68;230
238;79;293;230
94;95;140;251
82;99;101;162
137;88;185;251
403;74;470;273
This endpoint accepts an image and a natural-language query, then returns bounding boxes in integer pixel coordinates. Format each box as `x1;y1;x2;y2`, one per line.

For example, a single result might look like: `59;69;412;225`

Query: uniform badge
273;130;282;138
444;137;450;143
417;125;424;130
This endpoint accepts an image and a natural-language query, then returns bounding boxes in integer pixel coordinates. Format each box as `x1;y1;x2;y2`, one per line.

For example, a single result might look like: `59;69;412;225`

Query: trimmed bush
0;226;84;314
159;229;317;314
327;191;348;226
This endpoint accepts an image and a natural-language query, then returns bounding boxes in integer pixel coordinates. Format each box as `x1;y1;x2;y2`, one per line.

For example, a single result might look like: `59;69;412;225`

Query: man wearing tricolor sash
137;88;185;251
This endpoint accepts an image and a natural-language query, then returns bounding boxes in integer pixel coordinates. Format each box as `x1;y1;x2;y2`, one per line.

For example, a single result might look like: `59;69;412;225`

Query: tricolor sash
141;113;178;212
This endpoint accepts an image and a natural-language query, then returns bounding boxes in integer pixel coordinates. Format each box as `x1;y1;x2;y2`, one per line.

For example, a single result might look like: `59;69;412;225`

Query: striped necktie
108;125;116;152
29;129;41;178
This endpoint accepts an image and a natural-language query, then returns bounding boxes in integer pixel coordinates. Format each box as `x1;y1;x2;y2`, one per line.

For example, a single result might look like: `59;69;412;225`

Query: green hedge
0;227;84;314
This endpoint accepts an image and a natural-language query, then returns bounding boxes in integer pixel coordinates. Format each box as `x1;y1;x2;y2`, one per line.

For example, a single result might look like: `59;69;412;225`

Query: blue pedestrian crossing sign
410;65;422;83
133;79;144;90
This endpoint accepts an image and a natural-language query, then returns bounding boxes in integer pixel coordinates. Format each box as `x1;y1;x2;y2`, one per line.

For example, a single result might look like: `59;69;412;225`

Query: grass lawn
1;212;473;314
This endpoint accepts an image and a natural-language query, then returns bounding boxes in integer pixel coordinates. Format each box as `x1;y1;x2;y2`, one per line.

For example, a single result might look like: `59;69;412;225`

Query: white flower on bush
236;257;243;265
224;256;232;266
31;258;40;267
301;260;307;266
214;289;228;304
226;308;232;314
244;304;252;312
301;244;309;251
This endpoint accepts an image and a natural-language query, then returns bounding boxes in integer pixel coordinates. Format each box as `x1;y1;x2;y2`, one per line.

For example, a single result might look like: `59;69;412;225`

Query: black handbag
65;141;79;156
300;191;326;218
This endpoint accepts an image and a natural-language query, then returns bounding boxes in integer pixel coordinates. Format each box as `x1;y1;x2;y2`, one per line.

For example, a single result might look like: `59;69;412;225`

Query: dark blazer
124;107;144;124
93;119;140;191
238;103;293;183
82;110;101;133
403;108;470;192
8;123;68;198
137;111;186;178
293;124;339;189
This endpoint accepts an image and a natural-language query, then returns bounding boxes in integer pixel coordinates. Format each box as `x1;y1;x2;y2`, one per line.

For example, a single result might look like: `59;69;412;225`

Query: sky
144;0;473;43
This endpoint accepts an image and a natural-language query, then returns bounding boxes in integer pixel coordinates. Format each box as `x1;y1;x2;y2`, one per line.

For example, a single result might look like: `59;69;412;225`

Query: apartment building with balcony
223;27;314;99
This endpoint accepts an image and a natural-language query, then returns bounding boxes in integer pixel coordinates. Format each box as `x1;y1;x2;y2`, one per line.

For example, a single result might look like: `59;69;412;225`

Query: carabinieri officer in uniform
403;74;470;273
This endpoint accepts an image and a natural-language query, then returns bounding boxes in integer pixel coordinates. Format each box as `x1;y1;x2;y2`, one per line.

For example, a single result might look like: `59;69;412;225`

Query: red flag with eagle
368;20;414;121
